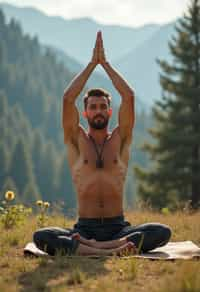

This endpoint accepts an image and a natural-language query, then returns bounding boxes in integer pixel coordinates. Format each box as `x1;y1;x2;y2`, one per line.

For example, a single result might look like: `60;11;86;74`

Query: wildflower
44;202;50;208
5;191;15;201
161;207;170;215
36;200;43;207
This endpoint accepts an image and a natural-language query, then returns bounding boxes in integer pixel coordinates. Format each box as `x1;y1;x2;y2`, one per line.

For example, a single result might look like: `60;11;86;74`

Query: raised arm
62;32;100;144
98;32;135;144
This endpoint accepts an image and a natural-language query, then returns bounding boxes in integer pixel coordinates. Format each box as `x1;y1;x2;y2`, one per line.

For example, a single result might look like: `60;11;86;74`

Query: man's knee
33;230;43;246
33;228;79;256
33;228;52;247
159;224;171;246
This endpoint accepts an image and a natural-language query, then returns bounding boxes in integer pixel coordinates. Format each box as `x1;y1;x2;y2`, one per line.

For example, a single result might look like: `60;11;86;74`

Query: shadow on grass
18;255;110;291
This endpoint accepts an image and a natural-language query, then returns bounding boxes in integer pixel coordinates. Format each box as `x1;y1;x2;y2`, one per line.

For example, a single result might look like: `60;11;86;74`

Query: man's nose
96;107;102;114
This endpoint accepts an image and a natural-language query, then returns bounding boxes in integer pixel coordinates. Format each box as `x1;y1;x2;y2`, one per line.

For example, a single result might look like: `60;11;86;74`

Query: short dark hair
83;88;112;110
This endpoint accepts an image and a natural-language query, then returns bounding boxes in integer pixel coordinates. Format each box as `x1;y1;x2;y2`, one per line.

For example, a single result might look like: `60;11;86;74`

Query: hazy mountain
114;22;176;105
0;3;159;65
0;2;178;106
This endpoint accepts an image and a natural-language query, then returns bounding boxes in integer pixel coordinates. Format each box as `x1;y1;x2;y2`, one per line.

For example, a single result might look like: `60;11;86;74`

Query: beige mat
24;241;200;260
133;241;200;260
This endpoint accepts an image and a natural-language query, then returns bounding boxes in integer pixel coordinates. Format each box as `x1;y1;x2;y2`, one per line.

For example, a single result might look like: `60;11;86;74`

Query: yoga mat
24;241;200;260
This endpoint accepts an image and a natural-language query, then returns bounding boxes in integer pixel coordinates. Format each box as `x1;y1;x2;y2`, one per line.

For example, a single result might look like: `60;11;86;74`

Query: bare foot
79;237;97;247
71;234;97;247
88;238;97;244
71;233;81;241
111;242;136;256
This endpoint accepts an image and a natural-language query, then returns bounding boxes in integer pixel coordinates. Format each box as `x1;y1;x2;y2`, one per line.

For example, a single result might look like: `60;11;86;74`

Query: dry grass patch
0;210;200;291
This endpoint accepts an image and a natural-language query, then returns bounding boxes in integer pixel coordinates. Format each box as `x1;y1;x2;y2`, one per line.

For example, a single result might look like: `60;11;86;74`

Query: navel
84;159;88;164
113;158;118;164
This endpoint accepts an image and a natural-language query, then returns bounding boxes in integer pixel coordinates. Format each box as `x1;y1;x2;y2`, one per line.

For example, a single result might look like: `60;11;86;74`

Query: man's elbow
63;89;75;104
129;89;135;99
63;88;70;100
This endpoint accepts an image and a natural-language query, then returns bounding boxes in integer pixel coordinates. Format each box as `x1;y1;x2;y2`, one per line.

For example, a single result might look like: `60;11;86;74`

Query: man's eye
90;105;96;109
101;105;107;109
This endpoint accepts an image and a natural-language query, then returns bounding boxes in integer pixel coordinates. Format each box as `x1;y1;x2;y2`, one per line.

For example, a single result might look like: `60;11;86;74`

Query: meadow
0;194;200;292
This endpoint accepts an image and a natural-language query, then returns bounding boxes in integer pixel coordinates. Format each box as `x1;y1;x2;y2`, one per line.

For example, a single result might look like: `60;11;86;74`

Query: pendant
96;158;104;169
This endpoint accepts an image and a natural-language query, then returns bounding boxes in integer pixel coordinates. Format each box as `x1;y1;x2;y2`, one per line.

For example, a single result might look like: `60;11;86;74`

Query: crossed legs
33;223;171;256
33;227;136;256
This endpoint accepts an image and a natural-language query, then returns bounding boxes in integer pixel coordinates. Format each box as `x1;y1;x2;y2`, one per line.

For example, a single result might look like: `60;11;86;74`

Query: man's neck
88;128;109;144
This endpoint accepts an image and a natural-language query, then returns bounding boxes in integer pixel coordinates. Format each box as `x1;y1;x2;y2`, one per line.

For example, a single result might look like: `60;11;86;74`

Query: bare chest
80;136;120;169
66;128;131;191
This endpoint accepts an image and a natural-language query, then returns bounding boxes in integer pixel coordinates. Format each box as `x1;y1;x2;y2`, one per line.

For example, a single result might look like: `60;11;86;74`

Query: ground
1;210;200;292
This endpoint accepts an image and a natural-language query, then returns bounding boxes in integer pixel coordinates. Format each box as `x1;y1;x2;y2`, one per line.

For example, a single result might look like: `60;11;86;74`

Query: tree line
135;0;200;210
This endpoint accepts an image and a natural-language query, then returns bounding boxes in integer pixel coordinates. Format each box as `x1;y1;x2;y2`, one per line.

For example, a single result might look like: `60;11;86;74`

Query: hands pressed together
91;31;107;66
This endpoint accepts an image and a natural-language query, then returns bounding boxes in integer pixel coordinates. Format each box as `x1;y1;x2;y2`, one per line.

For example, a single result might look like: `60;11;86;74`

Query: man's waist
77;215;124;225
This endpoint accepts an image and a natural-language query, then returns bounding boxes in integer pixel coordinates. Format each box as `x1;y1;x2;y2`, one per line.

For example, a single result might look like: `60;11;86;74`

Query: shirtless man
33;31;171;256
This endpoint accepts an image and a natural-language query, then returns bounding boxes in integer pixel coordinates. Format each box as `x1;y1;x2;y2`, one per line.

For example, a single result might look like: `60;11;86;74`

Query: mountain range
0;2;179;107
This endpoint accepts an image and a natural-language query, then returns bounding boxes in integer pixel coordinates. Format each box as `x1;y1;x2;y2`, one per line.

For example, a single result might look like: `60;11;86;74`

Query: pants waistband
77;215;124;225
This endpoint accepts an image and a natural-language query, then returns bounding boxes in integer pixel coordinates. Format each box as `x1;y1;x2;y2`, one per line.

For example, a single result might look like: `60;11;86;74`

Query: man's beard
87;115;109;130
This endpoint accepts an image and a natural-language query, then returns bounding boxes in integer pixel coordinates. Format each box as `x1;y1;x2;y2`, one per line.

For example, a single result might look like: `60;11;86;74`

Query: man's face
85;96;111;130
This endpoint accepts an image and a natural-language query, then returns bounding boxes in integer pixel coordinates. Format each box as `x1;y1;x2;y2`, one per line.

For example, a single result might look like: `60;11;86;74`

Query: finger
99;31;104;47
97;31;102;47
94;34;99;48
94;31;100;47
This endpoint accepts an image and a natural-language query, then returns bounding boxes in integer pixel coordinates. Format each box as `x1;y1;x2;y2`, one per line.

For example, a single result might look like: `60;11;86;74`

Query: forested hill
0;9;150;213
0;8;77;212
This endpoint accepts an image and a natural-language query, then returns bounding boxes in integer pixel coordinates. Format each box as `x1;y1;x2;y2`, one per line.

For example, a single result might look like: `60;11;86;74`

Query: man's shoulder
78;124;88;138
111;125;120;135
110;126;121;141
64;124;86;147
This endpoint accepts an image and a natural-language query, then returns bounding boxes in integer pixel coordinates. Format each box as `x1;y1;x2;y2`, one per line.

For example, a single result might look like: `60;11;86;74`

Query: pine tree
38;141;58;202
23;180;40;205
0;90;8;117
44;102;60;142
0;143;9;187
56;153;76;213
31;129;44;196
9;136;36;197
135;0;200;209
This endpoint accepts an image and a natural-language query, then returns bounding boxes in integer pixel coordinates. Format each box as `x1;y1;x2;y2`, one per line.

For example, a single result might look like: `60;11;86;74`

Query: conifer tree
23;180;40;205
9;136;36;196
0;90;8;117
39;141;58;202
56;153;76;213
135;0;200;209
0;143;9;187
31;129;45;191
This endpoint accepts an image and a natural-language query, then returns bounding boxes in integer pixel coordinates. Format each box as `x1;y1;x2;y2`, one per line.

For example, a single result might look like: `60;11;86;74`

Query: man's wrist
89;60;98;68
101;60;110;68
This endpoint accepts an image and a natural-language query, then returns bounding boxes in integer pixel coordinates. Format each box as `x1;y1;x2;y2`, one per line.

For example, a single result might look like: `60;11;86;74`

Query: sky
0;0;190;27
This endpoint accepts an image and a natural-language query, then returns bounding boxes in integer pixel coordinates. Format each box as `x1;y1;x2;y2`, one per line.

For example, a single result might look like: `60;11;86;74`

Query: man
33;31;171;256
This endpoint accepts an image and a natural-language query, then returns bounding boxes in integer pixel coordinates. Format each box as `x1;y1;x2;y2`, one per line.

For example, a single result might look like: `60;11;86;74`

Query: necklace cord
88;135;108;166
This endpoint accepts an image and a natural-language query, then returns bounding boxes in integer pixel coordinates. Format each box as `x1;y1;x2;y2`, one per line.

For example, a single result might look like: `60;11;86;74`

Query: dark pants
33;215;171;255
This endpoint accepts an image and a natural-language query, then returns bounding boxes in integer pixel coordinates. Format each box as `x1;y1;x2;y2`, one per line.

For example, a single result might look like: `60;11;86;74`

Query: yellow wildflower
44;202;50;208
5;190;15;201
36;200;43;206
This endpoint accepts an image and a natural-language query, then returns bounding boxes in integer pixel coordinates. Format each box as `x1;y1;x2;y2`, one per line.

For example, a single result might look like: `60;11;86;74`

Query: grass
0;210;200;292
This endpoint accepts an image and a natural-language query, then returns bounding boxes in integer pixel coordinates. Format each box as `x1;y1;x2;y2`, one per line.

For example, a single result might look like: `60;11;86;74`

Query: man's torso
66;126;131;218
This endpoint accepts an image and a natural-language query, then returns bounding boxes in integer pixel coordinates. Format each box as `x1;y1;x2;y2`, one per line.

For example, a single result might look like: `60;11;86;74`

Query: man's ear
108;108;113;117
82;111;87;118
